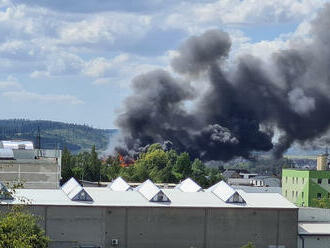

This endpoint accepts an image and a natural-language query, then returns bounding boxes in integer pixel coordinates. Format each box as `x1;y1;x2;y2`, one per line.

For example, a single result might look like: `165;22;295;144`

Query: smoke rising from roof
115;4;330;161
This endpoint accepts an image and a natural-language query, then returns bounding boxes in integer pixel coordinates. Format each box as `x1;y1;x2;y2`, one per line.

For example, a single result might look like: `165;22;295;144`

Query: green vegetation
241;242;256;248
0;184;49;248
0;119;116;152
312;198;330;209
0;207;49;248
62;143;224;187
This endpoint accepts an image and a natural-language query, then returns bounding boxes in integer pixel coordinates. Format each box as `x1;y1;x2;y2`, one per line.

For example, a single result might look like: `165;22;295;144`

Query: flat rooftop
3;187;297;209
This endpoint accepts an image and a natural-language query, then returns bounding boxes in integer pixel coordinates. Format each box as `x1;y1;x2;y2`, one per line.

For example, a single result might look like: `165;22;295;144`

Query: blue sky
0;0;328;129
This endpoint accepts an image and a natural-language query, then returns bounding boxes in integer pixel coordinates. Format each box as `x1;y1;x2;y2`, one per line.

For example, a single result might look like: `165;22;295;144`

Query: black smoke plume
116;5;330;161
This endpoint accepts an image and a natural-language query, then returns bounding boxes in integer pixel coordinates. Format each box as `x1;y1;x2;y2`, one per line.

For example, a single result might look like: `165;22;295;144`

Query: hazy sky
0;0;328;128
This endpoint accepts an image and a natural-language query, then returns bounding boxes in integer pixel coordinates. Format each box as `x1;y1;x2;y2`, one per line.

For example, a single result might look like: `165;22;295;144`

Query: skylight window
175;178;203;192
207;181;245;204
61;177;93;202
107;177;131;191
136;179;170;202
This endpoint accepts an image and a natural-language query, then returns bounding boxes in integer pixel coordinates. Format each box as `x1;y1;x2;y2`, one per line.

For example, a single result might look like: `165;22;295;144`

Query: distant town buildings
222;169;281;188
0;140;61;189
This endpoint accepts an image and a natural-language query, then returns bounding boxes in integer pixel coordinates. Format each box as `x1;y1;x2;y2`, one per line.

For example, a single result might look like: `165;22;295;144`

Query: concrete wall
0;158;60;189
6;205;297;248
299;207;330;222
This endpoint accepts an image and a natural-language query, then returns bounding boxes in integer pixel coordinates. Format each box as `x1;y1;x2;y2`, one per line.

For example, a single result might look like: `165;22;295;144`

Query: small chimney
317;147;328;171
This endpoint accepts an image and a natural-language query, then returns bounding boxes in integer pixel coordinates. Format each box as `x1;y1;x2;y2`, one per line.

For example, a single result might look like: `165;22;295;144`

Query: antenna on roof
36;126;41;149
35;126;42;158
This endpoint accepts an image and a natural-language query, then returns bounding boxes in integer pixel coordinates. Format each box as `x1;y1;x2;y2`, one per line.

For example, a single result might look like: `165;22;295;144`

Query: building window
296;191;298;198
292;178;294;184
317;193;322;199
296;177;298;184
302;178;304;184
285;177;287;183
328;179;330;184
302;192;304;199
292;191;294;198
318;178;322;184
285;190;287;197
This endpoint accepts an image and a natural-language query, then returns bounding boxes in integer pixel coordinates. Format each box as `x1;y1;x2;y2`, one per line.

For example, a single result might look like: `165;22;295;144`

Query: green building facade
282;169;330;207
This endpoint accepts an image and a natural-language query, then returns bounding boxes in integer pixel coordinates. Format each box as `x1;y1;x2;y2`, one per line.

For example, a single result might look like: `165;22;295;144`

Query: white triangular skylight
107;177;131;191
207;180;245;203
136;179;170;202
175;178;202;192
61;177;93;202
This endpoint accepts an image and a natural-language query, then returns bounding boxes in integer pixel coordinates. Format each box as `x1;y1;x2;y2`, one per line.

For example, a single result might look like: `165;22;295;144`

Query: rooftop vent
0;182;13;200
136;179;170;202
107;177;132;191
61;178;93;202
175;178;203;192
207;181;245;204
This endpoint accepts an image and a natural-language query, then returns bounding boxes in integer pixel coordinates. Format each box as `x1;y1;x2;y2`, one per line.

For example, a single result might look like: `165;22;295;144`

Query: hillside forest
0;119;115;152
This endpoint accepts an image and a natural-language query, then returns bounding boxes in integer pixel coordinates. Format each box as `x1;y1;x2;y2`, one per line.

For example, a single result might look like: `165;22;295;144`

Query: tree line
61;143;224;188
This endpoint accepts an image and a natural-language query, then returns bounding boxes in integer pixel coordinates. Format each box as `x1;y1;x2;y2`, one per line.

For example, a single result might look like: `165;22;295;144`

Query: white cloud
0;75;22;90
57;13;151;47
164;0;328;34
2;90;84;104
84;53;163;87
0;0;325;84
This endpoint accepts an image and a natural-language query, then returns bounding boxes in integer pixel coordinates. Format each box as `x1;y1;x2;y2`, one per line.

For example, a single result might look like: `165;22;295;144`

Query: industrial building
0;177;297;248
0;140;61;189
282;152;330;207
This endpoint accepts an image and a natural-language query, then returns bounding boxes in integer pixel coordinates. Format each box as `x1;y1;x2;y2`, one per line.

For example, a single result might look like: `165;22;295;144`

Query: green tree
191;159;208;187
241;242;256;248
61;147;74;183
172;152;192;181
204;167;224;188
0;208;49;248
133;149;169;182
89;145;101;181
147;143;163;153
312;197;330;209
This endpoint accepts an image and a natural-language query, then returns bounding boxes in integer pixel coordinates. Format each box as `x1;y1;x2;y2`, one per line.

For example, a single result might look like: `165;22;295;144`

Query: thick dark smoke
116;4;330;161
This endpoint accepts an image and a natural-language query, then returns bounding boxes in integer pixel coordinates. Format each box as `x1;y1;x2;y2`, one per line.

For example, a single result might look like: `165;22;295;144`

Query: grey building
298;207;330;248
250;176;281;187
1;177;298;248
0;140;61;189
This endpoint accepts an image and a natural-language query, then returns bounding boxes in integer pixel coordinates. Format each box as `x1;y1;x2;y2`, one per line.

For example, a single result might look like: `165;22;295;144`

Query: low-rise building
0;177;298;248
298;207;330;248
282;169;330;207
0;140;61;189
251;176;281;187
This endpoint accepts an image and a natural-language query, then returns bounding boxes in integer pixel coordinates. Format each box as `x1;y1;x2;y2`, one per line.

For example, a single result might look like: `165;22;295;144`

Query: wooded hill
0;119;116;152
